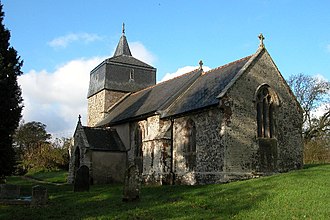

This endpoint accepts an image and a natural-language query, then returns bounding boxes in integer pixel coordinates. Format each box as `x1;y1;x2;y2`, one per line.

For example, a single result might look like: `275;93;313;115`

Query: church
68;26;303;185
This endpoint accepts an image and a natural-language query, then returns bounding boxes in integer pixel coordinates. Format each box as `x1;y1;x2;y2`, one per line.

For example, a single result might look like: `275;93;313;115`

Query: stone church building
68;27;303;185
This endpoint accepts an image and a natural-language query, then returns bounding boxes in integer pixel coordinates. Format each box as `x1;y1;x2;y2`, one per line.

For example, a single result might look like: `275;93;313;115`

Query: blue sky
2;0;330;137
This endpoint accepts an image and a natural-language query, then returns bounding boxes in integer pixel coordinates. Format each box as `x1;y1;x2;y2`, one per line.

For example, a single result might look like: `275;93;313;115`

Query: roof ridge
202;55;253;76
131;68;200;96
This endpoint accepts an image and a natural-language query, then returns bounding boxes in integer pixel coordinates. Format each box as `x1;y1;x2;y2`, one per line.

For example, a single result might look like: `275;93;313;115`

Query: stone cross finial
258;33;265;48
122;23;125;35
199;60;203;70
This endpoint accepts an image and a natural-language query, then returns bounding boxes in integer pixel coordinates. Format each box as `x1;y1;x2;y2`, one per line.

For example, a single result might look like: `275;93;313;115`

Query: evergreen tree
0;3;23;181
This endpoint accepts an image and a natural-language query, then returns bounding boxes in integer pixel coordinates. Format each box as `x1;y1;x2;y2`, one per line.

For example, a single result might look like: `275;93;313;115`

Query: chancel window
184;119;196;170
256;86;275;138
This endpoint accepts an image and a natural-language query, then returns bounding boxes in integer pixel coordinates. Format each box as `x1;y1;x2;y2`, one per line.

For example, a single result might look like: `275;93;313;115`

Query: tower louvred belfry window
256;86;275;138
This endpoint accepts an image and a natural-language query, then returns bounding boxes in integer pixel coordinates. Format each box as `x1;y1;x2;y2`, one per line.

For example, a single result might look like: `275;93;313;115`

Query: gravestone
0;184;20;199
122;165;141;202
74;165;90;192
31;185;48;206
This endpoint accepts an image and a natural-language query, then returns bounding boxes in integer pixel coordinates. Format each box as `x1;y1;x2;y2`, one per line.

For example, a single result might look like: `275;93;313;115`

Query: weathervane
258;33;265;48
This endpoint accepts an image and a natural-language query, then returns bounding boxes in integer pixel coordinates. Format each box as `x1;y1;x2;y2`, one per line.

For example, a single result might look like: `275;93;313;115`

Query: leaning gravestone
122;165;141;202
74;165;90;192
0;184;20;199
31;185;48;206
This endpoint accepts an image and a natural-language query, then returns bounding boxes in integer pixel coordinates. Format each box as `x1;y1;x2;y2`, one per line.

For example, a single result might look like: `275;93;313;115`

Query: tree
0;3;24;181
14;121;70;172
288;73;330;164
14;121;51;172
288;73;330;140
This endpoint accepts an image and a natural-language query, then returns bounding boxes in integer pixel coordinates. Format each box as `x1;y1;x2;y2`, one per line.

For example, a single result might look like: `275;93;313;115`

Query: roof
96;68;202;126
113;33;132;57
162;56;252;117
106;55;155;69
83;127;126;152
96;52;254;127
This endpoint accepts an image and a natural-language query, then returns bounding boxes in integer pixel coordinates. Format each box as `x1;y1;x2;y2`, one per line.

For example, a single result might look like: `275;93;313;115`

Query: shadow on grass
0;177;272;219
303;163;329;169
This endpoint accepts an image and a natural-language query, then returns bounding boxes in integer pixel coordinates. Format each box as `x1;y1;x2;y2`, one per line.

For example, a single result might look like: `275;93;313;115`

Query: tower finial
258;33;265;48
78;114;81;123
122;23;125;35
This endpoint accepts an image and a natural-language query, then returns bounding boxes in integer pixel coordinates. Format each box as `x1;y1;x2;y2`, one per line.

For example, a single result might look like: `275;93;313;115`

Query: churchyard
0;164;329;219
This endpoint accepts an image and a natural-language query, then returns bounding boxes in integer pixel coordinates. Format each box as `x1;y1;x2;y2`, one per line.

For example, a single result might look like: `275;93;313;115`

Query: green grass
1;165;330;219
26;170;68;184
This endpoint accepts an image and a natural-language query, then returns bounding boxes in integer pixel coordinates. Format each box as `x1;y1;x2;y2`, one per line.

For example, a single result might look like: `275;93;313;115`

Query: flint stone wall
87;90;127;126
223;49;303;174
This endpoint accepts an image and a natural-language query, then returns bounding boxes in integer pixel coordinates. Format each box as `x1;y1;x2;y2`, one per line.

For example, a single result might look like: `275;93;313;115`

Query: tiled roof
96;53;256;126
83;127;126;151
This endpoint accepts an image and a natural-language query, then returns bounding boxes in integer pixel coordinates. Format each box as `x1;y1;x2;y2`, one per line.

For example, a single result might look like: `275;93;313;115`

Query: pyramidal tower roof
113;23;132;57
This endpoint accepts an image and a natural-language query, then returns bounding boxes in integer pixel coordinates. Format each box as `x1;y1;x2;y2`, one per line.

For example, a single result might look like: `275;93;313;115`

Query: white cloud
18;57;105;136
48;33;102;48
160;65;211;82
130;42;157;66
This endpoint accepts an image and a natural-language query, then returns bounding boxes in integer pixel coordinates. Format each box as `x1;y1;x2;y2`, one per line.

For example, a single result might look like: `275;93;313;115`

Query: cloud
160;65;211;82
18;57;105;136
130;42;157;66
48;33;102;48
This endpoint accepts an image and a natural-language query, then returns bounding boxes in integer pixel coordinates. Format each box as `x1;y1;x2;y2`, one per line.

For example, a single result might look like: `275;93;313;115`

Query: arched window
134;124;143;173
74;147;80;172
256;86;275;138
184;119;196;171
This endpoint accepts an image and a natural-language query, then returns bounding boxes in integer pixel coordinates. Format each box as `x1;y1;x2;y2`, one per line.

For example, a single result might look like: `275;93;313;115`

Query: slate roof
106;55;154;69
163;56;252;117
83;127;126;152
114;33;132;57
96;69;202;126
96;52;255;127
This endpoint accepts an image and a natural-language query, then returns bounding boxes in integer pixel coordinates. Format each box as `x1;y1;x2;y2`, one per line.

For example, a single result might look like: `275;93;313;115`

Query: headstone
122;165;141;202
31;185;48;206
0;184;20;199
74;165;90;192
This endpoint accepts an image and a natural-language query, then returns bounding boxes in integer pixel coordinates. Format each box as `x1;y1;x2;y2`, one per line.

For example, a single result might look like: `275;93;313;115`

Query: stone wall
91;151;127;184
128;116;172;184
173;108;225;185
223;49;303;176
87;90;127;126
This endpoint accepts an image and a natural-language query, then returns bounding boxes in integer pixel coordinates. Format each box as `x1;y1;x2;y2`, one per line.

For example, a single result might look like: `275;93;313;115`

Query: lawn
1;164;329;219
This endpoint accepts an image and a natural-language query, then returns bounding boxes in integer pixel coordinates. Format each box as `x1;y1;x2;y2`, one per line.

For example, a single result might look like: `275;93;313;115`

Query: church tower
87;24;157;126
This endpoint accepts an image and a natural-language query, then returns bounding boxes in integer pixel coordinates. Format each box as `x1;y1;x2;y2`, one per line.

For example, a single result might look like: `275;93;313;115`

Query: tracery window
256;86;275;138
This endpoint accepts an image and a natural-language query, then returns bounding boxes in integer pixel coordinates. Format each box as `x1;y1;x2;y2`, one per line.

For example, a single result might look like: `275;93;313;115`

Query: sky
2;0;330;137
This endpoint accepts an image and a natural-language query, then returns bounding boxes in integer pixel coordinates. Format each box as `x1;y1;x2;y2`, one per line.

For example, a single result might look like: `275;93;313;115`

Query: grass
26;170;68;184
1;165;330;219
